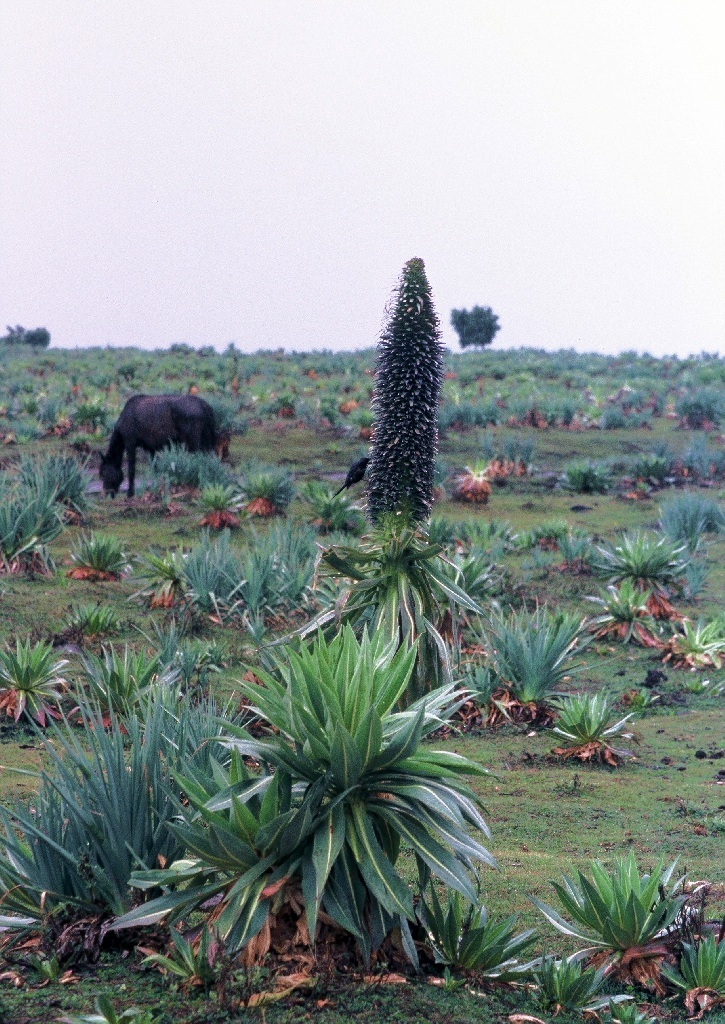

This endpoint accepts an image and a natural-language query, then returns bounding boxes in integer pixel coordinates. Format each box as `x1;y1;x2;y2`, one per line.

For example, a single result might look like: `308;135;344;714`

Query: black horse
99;395;216;497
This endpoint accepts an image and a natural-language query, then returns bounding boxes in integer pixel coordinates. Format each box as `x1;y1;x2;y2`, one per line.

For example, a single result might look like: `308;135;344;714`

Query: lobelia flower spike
366;257;445;527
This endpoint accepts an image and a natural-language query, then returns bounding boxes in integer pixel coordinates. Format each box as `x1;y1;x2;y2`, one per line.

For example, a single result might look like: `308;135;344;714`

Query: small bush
68;532;129;580
477;607;587;706
65;603;121;637
562;460;611;494
0;477;63;572
72;398;109;433
182;530;244;618
0;701;187;929
239;463;295;515
150;443;230;490
680;438;725;480
663;617;725;670
19;453;90;518
426;516;460;549
557;531;592;566
549;692;635;765
418;885;536;976
661;933;725;1005
588;580;660;646
591;531;689;597
133;549;188;608
460;519;517;553
675;387;724;428
659;491;724;552
535;955;619;1014
0;639;68;726
631;452;670;485
300;480;365;534
600;407;627;430
531;851;685;956
79;646;179;716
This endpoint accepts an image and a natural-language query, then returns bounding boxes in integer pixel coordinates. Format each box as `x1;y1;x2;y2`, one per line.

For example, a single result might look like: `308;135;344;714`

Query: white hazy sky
1;1;723;356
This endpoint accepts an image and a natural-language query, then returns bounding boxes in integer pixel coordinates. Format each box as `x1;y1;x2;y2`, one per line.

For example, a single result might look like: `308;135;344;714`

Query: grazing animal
332;456;370;497
99;394;216;498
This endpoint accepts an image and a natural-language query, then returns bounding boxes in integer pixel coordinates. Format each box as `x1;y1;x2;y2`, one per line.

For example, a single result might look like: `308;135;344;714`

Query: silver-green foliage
477;608;586;704
237;522;316;616
550;693;635;746
632;452;670;486
606;1000;659;1024
132;548;188;606
0;639;68;725
65;603;121;637
535;954;626;1013
531;852;686;954
70;532;128;575
666;617;725;669
661;932;725;995
0;473;63;570
115;627;493;962
590;531;689;592
19;453;91;517
562;459;611;494
683;560;710;601
182;529;244;617
198;482;243;514
238;463;295;512
558;530;593;565
659;491;725;553
150;443;230;490
79;645;179;715
417;885;536;977
0;700;186;924
300;480;365;534
437;550;498;608
587;580;657;644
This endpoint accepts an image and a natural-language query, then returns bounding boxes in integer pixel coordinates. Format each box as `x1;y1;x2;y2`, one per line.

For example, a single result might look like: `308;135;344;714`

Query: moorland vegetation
0;285;723;1023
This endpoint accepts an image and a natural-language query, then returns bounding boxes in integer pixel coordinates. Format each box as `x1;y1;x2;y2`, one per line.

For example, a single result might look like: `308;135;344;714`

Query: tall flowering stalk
366;258;445;527
289;260;481;702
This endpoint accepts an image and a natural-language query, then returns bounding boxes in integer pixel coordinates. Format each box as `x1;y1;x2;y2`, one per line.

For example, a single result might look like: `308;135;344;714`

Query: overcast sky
2;1;723;356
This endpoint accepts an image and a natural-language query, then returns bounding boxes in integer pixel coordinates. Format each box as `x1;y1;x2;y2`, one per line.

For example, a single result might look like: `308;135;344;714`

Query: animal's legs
126;446;137;498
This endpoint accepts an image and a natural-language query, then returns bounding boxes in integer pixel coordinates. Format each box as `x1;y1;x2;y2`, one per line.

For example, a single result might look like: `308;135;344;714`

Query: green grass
4;955;721;1024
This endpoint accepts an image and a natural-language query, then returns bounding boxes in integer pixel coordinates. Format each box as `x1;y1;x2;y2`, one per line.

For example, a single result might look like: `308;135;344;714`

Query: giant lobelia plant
296;259;481;699
366;257;443;526
531;852;687;994
113;627;494;963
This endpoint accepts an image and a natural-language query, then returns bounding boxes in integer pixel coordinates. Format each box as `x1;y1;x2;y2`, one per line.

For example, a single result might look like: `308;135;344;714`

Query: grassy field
0;346;723;1023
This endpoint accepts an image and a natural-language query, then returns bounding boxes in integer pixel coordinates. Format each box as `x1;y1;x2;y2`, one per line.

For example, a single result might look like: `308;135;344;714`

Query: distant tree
1;325;51;348
450;306;500;349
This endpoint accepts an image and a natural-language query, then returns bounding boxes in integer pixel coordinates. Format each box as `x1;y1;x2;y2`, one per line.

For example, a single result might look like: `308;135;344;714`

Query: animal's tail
332;482;346;498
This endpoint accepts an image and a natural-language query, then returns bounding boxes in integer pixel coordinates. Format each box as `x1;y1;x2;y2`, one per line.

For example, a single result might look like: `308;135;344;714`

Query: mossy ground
0;410;723;1023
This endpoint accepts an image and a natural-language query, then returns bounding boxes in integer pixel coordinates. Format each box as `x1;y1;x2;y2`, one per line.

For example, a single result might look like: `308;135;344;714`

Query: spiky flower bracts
366;258;444;526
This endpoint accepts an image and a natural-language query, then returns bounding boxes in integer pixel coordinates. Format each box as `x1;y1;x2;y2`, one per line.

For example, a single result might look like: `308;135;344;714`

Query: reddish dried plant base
200;510;240;529
245;497;277;517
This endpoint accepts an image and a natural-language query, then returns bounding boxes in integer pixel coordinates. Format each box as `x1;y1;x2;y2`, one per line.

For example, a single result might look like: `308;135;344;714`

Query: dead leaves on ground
487;690;555;730
551;740;626;767
66;567;121;582
684;986;725;1019
199;510;240;530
